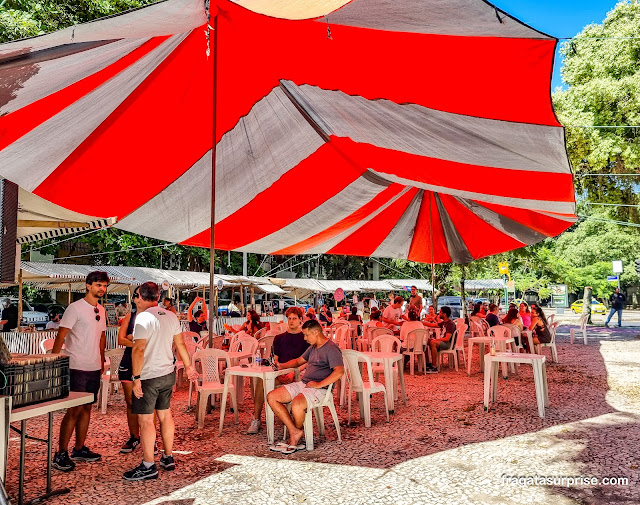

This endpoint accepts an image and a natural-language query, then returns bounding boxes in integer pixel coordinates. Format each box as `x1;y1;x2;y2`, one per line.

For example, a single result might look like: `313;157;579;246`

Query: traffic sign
334;288;344;302
607;275;618;282
612;260;623;274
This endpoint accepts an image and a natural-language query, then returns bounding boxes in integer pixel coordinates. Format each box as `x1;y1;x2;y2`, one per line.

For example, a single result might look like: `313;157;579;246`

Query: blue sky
494;0;620;90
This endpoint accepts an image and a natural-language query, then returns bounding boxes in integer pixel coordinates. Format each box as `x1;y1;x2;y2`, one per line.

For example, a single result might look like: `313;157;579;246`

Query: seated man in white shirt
381;296;404;334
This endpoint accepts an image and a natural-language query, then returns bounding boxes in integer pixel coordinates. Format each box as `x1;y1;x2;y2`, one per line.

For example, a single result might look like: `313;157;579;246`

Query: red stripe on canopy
408;191;452;264
327;187;420;256
183;138;368;249
271;183;406;255
0;37;169;152
34;30;212;218
472;201;575;237
438;194;525;259
216;0;560;134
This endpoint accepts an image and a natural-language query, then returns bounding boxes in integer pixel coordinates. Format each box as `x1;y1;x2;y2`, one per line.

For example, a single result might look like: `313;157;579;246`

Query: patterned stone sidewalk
5;325;639;505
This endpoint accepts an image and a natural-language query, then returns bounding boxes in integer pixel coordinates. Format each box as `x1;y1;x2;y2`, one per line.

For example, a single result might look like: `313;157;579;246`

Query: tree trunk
583;286;593;324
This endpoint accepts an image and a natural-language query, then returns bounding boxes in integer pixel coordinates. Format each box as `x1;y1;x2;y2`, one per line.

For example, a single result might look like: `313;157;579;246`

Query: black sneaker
425;365;438;374
159;454;175;471
70;446;101;462
52;450;75;472
123;462;158;481
120;436;140;454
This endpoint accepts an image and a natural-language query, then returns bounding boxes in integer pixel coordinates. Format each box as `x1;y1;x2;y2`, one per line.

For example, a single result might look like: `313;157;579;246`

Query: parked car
571;299;606;315
0;298;49;329
424;296;463;319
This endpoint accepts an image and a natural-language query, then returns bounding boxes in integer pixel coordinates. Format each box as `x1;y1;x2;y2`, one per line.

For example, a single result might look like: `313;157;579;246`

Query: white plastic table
467;336;516;377
218;365;295;444
483;353;548;418
2;392;94;505
361;352;407;410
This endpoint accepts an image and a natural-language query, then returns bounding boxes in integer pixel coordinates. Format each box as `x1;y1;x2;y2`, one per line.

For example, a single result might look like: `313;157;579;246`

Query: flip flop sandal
280;445;301;455
269;442;288;452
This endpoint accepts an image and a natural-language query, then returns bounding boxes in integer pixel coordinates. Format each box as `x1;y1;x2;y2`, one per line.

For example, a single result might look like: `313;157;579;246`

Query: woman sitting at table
421;305;440;325
470;302;486;319
519;302;532;329
304;307;317;322
399;308;424;349
225;310;263;336
529;305;552;346
502;307;526;350
347;306;362;323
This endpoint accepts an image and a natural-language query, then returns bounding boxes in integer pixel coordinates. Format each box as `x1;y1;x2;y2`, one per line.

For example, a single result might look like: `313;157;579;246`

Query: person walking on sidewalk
52;271;109;471
605;288;626;328
123;282;198;481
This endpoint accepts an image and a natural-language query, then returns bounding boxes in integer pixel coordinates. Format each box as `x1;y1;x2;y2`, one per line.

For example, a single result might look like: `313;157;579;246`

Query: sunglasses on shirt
94;306;100;321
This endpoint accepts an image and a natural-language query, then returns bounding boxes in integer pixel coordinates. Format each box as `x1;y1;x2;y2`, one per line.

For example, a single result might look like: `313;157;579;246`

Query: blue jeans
605;307;622;327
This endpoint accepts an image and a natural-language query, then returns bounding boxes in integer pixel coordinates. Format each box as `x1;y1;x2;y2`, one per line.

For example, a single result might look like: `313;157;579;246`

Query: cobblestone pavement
5;324;639;505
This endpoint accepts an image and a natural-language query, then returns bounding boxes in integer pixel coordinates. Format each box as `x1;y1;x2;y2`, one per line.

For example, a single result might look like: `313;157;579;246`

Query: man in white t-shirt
124;282;197;481
382;296;404;333
52;271;109;472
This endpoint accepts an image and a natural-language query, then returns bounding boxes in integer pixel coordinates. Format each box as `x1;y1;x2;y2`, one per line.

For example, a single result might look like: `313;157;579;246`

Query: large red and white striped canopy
0;0;576;263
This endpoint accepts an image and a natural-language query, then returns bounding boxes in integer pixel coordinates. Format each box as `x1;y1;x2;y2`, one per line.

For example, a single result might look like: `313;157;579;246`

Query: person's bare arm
306;366;345;389
278;356;307;370
52;327;70;354
117;314;133;347
100;331;106;373
201;299;208;319
131;339;147;398
173;333;197;380
187;298;200;322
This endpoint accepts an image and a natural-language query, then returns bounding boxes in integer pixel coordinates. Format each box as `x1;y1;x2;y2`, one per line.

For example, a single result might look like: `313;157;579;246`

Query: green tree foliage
0;0;161;42
553;0;640;223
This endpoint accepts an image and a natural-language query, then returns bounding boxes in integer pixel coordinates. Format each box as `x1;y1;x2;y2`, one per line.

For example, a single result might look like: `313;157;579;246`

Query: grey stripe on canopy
0;34;188;191
371;190;423;259
455;197;548;245
434;194;474;264
238;174;393;254
320;0;553;39
1;38;147;115
117;85;326;243
286;83;570;174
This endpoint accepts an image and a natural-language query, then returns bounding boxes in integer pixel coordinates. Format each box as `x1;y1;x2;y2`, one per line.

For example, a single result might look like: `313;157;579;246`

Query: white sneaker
247;419;261;435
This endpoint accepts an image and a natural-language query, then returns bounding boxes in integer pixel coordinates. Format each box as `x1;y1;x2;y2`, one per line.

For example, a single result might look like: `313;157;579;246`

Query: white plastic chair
182;331;200;344
232;336;259;366
369;327;394;342
253;327;267;341
436;327;465;371
40;338;55;354
283;383;341;451
403;328;427;375
371;334;401;353
342;350;389;428
193;349;237;429
99;348;124;414
334;325;351;350
452;322;468;366
258;335;275;358
570;314;588;344
535;321;559;363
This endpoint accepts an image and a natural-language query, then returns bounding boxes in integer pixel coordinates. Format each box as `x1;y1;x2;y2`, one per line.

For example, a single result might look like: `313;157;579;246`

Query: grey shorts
436;340;451;351
131;372;175;415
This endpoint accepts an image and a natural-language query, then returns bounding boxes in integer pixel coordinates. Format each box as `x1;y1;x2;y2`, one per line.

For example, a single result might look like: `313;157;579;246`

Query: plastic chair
258;335;275;358
40;338;55;354
570;314;588;344
283;383;341;451
371;334;401;353
369;327;394;342
334;325;351;350
182;331;200;344
193;349;237;429
253;327;267;341
99;348;124;414
436;327;465;371
342;350;389;428
403;328;428;375
535;321;559;363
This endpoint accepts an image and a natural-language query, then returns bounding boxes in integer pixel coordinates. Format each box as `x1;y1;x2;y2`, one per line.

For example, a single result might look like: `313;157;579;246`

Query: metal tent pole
208;12;218;349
